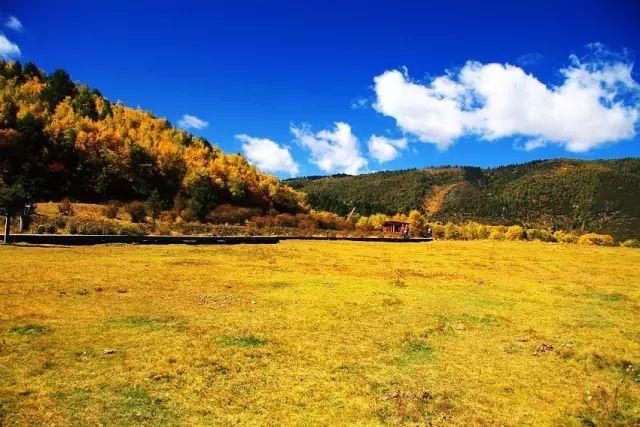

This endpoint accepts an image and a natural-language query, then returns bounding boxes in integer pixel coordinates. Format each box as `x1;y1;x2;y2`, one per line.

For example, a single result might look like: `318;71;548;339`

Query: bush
124;202;147;223
553;230;578;244
620;239;640;248
430;223;446;239
31;216;67;234
146;190;166;220
312;211;346;230
208;204;259;225
355;216;375;231
577;233;615;246
505;225;525;241
368;213;390;230
489;230;505;240
57;198;74;216
274;213;297;228
103;201;120;219
526;228;556;242
444;222;461;240
461;222;488;240
408;210;426;235
66;217;146;236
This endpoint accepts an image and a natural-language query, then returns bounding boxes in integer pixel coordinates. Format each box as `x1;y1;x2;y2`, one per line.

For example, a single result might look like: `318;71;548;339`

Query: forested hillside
0;60;304;220
287;159;640;239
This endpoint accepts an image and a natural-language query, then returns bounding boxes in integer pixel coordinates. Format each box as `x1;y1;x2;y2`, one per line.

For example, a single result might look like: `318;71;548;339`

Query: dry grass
422;183;458;216
0;240;639;425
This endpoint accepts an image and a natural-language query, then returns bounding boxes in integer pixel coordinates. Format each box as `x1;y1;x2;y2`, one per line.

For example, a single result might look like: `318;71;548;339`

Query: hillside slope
287;159;640;239
0;60;303;218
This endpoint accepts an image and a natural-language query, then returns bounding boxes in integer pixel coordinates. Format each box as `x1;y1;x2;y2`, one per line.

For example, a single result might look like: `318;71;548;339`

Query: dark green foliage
288;168;461;216
187;174;226;221
289;159;640;240
146;190;167;220
71;85;98;120
124;201;147;223
41;69;76;110
0;183;28;216
22;62;44;80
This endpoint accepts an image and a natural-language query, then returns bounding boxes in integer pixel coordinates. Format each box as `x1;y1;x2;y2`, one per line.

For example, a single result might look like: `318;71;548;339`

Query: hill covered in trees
0;60;304;221
287;159;640;240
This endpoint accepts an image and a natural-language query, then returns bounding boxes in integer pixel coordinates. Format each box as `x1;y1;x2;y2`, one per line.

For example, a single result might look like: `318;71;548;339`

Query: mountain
286;158;640;240
0;60;303;220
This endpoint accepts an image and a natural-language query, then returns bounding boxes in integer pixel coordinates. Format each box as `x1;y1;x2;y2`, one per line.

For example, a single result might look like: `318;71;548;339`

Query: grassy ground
0;240;639;425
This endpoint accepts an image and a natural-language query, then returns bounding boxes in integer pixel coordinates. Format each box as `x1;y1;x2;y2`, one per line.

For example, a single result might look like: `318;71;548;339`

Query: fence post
3;215;10;243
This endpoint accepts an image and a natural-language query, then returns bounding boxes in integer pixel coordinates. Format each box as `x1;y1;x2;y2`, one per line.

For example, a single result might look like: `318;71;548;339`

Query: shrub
103;201;120;219
355;216;374;231
312;211;346;230
489;230;505;240
431;223;446;239
505;225;525;241
208;204;259;225
57;198;74;216
247;215;276;229
31;216;67;234
620;239;640;248
461;222;487;240
526;228;556;242
274;213;297;227
553;230;578;244
408;210;425;235
577;233;615;246
146;190;165;220
66;217;145;236
124;202;147;223
368;213;390;230
159;210;179;223
444;222;461;240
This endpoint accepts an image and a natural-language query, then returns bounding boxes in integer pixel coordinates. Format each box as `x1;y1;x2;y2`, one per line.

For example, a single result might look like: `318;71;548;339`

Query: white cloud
368;135;407;163
236;134;299;176
516;52;543;66
291;122;368;174
5;16;22;32
0;34;20;60
373;47;639;152
178;114;209;130
350;97;368;109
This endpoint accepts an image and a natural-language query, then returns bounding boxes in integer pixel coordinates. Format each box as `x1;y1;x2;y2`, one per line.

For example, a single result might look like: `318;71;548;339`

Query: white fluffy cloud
178;114;209;130
236;134;299;176
0;34;20;60
350;97;368;109
291;122;368;174
368;135;407;163
373;49;639;152
5;16;22;32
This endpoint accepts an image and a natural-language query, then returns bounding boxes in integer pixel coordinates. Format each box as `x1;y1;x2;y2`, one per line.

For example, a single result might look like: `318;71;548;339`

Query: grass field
0;240;639;425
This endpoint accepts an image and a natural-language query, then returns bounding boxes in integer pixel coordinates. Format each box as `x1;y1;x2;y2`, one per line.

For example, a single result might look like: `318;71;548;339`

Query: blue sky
2;0;640;177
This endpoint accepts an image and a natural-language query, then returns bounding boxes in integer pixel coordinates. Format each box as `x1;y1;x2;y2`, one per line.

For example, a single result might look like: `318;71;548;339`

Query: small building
382;220;409;234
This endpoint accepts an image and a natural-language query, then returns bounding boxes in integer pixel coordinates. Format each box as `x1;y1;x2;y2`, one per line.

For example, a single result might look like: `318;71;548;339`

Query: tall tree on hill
41;69;76;110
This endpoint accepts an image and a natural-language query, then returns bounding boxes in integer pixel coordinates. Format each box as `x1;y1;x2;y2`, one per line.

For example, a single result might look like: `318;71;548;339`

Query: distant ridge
286;158;640;240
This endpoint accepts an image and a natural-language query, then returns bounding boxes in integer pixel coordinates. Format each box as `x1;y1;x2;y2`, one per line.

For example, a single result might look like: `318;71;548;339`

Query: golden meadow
1;240;639;425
